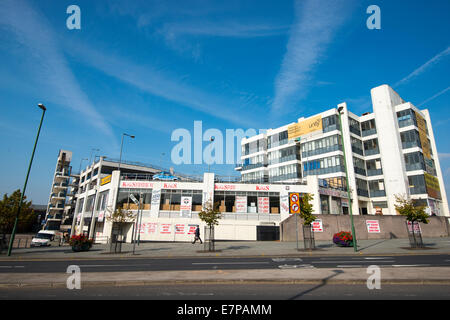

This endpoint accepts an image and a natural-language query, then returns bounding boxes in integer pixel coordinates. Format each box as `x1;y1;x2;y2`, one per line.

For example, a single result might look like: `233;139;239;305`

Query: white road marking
192;262;270;265
337;265;363;268
278;264;315;269
392;264;430;267
311;260;395;264
272;258;303;262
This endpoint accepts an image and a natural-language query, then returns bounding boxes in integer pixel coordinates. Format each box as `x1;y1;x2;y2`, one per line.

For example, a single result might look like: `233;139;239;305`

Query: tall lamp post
337;105;358;252
118;133;135;172
7;103;46;256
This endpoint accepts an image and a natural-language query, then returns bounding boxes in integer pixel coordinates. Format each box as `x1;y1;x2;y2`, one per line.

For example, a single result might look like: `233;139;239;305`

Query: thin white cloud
0;0;115;140
418;86;450;107
160;21;288;38
64;41;261;128
272;0;354;113
394;46;450;87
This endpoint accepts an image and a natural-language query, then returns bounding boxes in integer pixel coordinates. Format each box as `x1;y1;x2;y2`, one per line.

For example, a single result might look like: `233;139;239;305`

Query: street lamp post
118;133;135;172
208;137;215;173
7;103;46;256
337;106;358;252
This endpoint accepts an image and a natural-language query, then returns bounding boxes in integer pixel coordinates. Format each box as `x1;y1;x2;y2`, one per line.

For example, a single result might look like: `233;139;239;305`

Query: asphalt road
1;283;450;300
1;254;450;273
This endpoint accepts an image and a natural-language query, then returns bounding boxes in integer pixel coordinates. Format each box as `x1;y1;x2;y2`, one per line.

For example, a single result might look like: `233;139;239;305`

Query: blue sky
0;0;449;205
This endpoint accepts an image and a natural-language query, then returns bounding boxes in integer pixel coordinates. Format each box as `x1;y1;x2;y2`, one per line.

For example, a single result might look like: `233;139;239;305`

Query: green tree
300;193;315;225
198;201;222;251
394;195;429;224
198;201;222;228
0;189;35;236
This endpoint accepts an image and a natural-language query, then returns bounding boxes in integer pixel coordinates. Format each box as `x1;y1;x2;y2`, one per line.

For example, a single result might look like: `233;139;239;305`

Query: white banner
312;219;323;232
235;196;247;213
366;220;381;233
258;197;270;214
180;196;192;218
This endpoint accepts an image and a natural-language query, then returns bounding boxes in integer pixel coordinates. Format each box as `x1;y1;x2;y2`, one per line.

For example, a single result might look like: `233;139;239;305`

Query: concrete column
371;85;410;214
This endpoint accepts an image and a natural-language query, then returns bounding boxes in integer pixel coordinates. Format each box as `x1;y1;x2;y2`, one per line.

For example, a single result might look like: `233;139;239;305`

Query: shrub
333;231;353;247
69;234;93;248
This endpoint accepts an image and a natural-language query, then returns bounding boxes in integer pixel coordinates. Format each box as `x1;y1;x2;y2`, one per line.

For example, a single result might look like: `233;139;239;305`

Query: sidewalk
2;237;450;260
1;267;450;288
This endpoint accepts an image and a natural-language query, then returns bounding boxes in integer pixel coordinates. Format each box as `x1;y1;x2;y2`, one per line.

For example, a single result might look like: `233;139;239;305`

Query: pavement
1;237;450;288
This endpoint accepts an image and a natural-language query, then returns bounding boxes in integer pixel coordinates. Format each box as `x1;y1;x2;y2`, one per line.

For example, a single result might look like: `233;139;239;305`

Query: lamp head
38;103;46;111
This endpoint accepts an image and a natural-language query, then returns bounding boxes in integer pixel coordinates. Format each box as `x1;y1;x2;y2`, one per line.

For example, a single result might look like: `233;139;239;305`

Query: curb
2;278;450;289
1;251;450;262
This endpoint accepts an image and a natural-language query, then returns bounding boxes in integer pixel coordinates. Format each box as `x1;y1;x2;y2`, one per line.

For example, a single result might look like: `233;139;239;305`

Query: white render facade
71;169;350;243
238;84;449;217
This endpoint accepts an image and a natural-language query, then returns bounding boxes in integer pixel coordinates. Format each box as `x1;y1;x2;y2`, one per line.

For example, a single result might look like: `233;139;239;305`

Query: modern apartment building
237;84;449;217
44;150;73;230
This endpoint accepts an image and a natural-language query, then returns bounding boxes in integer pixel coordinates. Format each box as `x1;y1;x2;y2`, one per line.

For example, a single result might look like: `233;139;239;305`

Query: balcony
241;163;267;171
357;189;369;197
367;168;383;176
369;190;386;198
364;148;380;156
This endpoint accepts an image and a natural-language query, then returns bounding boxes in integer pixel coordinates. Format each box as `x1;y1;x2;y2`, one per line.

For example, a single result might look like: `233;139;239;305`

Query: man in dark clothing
192;226;202;244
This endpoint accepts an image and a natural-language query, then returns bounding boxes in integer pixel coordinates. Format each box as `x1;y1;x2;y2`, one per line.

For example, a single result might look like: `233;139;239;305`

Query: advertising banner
100;175;111;186
151;190;161;207
415;111;431;160
311;219;323;232
159;223;172;234
288;115;323;140
366;220;381;233
235;196;247;213
175;224;186;234
424;172;441;200
180;196;192;218
257;197;270;214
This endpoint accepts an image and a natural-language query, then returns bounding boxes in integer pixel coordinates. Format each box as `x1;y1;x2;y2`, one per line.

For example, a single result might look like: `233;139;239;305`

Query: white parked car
30;230;57;247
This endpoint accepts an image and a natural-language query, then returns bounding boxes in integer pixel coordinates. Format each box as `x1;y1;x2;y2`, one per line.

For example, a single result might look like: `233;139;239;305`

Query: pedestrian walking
192;226;202;244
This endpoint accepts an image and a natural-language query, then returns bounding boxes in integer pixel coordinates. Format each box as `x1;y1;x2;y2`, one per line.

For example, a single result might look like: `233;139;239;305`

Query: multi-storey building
44;150;73;230
238;84;449;217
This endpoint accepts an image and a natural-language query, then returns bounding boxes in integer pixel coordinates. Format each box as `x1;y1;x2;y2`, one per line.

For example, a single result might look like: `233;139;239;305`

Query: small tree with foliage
299;193;316;250
299;193;315;225
394;194;428;248
198;201;222;251
394;195;429;224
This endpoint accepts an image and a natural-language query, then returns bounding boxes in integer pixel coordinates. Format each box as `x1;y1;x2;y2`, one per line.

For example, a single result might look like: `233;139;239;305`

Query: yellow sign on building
414;111;431;159
424;172;441;200
100;175;112;186
288;115;323;140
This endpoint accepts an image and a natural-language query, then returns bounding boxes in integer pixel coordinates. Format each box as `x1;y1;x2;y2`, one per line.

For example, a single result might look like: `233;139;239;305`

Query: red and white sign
137;223;158;234
256;185;270;191
175;224;186;234
120;181;153;189
159;224;172;234
235;196;247;213
407;221;422;234
312;219;323;232
187;224;198;235
98;211;104;222
258;197;270;214
366;220;381;233
214;184;236;191
163;183;178;189
180;196;192;218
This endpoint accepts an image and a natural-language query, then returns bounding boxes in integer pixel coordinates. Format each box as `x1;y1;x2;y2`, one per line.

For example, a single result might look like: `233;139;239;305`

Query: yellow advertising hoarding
424;172;441;200
288;115;322;140
414;111;431;160
100;175;112;186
